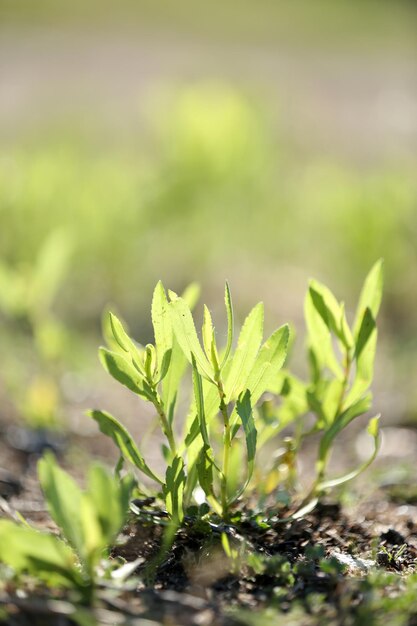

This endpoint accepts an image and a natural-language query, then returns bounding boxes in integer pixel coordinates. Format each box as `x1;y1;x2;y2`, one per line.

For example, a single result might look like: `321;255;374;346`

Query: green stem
153;394;177;456
312;349;352;497
217;379;231;520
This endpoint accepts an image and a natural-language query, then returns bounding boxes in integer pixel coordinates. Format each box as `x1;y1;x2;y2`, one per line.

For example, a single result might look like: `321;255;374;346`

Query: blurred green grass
0;0;416;428
1;84;416;335
1;0;416;54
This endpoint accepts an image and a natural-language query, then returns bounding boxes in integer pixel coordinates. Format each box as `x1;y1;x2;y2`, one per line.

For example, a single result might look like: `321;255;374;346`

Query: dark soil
1;424;417;626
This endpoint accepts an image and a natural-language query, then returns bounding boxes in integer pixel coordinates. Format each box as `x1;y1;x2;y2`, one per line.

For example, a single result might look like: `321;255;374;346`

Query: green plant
91;281;289;521
0;454;134;602
263;260;383;516
90;262;382;523
0;230;72;428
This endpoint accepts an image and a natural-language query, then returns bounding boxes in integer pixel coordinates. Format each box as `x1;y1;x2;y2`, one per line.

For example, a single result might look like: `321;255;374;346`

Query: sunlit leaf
169;294;213;381
99;347;154;400
353;259;384;338
225;302;264;402
220;281;234;369
244;324;290;404
89;410;163;484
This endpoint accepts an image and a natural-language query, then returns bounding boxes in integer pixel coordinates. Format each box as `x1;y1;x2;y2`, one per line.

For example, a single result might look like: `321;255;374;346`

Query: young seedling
91;262;382;524
91;281;289;521
271;260;383;516
0;454;134;602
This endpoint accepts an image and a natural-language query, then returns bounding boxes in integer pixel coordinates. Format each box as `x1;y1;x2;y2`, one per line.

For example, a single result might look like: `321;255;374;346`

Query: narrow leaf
236;390;257;482
318;395;372;464
169;295;213;381
164;456;186;522
318;416;380;490
99;347;154;400
225;302;264;402
38;454;83;558
244;324;290;405
305;288;342;378
151;281;172;366
220;281;234;368
89;410;163;484
353;259;384;338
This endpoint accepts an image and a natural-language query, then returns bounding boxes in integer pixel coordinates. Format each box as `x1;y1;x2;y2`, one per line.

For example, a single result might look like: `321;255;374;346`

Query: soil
1;423;417;626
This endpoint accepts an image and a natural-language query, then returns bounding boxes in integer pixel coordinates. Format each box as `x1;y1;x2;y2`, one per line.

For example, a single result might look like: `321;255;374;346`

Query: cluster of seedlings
0;261;389;622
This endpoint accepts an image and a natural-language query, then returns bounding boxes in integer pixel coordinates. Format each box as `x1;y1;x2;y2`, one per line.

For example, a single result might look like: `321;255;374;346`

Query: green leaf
244;324;290;404
202;305;214;359
318;416;380;490
89;410;163;484
225;302;264;402
353;259;384;338
156;348;172;383
305;288;342;378
355;307;376;360
236;390;257;484
309;285;339;336
38;454;84;558
192;354;210;448
309;281;353;349
339;302;354;350
220;281;234;369
86;465;134;547
164;456;186;522
99;347;154;400
151;281;173;368
202;305;220;372
161;336;187;423
318;395;372;467
346;308;377;405
109;312;146;374
196;446;214;497
0;520;80;587
169;294;213;381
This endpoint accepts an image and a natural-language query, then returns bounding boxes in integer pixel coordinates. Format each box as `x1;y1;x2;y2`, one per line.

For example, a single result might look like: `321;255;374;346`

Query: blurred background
0;0;416;476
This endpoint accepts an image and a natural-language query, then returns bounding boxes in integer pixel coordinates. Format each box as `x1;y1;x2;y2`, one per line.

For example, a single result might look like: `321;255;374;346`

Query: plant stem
153;394;177;456
313;349;352;494
217;379;231;520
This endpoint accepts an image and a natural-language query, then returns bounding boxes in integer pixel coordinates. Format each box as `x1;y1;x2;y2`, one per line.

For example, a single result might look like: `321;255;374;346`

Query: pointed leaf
38;454;84;558
220;281;234;369
109;312;145;375
354;259;384;337
236;390;257;482
169;295;213;381
318;395;372;465
196;446;214;497
99;347;155;400
225;302;264;402
164;456;186;522
244;324;290;404
89;410;163;484
151;281;172;366
161;336;187;423
318;416;380;490
346;308;377;405
305;289;342;378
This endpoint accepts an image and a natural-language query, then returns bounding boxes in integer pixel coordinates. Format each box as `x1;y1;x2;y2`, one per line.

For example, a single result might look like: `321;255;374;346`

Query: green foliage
0;454;134;599
91;263;382;522
0;230;73;428
91;281;290;520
